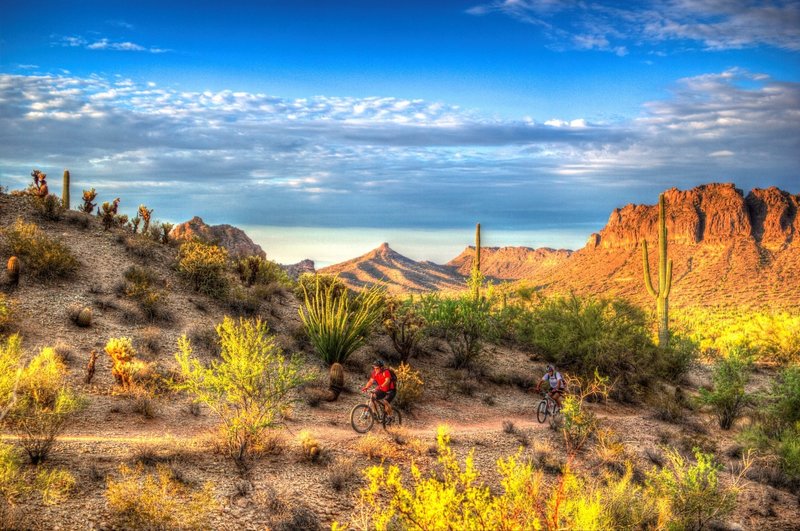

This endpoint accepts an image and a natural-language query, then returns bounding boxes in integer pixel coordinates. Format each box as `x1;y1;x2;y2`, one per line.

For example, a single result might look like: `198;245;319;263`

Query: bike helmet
545;365;554;372
373;359;385;368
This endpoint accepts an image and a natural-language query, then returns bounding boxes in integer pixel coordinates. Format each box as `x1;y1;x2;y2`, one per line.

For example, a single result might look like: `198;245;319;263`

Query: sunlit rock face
170;216;266;259
591;183;799;249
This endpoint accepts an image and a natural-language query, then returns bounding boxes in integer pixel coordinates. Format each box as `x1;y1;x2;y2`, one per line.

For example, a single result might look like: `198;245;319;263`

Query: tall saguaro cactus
471;222;482;300
642;193;673;346
62;169;70;209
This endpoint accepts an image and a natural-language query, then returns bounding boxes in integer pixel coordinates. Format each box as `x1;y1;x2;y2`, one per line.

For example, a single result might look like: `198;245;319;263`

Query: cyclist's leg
374;390;389;418
384;389;396;416
551;389;563;409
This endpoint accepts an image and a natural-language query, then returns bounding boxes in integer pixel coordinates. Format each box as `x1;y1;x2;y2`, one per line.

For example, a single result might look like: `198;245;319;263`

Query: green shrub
646;448;742;530
31;194;64;221
299;276;384;365
2;346;84;463
235;255;291;287
0;219;78;280
173;317;310;463
514;295;664;400
106;463;217;530
698;349;753;430
382;297;424;362
293;273;346;301
417;294;491;369
177;240;229;298
393;362;424;411
0;295;13;332
35;467;76;505
123;266;169;321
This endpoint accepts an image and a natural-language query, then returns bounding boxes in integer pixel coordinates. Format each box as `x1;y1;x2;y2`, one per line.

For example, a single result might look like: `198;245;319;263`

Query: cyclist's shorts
375;389;396;403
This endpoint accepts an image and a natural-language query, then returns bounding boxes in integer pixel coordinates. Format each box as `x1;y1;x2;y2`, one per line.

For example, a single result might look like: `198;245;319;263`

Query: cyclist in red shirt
361;359;396;418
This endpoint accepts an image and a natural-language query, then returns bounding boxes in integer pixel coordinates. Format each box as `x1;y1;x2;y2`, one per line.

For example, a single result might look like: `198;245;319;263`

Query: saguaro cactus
471;222;482;300
62;169;70;209
642;193;673;347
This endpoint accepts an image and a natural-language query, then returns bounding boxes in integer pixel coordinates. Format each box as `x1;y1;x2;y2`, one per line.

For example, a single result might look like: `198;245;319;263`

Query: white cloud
0;70;795;233
468;0;800;52
53;34;169;53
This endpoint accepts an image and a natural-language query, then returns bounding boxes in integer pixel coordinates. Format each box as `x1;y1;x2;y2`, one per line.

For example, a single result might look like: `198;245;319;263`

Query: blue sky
1;1;799;265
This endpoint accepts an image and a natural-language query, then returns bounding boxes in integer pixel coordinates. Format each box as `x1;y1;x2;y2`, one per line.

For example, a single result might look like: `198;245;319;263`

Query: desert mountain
319;242;467;293
524;183;800;310
447;246;572;280
170;216;266;259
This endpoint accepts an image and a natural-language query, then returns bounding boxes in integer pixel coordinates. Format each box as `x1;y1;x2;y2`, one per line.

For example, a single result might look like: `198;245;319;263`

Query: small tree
417;294;491;369
698;348;753;430
299;276;384;365
3;347;84;464
382;297;424;362
173;317;310;463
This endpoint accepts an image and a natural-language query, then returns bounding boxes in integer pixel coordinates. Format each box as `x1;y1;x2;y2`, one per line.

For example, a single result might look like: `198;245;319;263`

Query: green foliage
698;349;753;430
293;273;346;301
674;307;800;364
417;294;491;369
646;448;741;530
0;336;22;420
560;372;609;454
159;222;173;244
0;218;78;280
123;266;169;321
235;255;291;288
393;362;424;411
2;346;84;463
173;317;310;462
382;297;424;362
35;467;76;505
299;276;384;365
514;295;661;400
740;366;800;483
0;294;13;331
106;463;217;530
177;240;229;298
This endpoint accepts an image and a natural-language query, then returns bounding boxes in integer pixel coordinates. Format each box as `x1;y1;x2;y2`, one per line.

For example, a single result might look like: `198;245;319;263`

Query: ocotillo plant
642;193;673;346
62;169;70;209
470;222;483;300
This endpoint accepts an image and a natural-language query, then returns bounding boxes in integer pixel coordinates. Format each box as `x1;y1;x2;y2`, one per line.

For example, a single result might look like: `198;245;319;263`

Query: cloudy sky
1;1;798;265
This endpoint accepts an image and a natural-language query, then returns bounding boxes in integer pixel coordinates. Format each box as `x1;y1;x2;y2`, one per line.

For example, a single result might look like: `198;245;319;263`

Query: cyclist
535;364;566;409
360;359;396;419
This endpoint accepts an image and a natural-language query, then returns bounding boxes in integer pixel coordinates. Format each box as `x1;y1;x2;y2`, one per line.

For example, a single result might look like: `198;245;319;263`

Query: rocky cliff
533;183;800;310
170;216;266;259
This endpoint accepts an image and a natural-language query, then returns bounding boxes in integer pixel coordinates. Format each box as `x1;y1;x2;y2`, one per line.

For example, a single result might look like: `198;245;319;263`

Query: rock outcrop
282;259;316;279
170;216;266;259
587;183;798;250
530;183;800;310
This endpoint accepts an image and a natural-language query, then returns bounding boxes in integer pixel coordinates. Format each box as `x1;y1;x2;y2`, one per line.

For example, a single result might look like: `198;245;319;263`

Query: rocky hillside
319;242;466;293
447;246;572;280
527;183;800;309
170;216;266;259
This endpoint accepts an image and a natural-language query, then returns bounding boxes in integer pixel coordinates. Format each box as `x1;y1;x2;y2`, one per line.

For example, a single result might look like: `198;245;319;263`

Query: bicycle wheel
350;404;374;433
383;409;402;429
537;400;548;423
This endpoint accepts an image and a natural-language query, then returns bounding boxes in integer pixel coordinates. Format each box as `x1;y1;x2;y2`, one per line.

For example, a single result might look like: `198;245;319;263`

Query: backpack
387;368;398;389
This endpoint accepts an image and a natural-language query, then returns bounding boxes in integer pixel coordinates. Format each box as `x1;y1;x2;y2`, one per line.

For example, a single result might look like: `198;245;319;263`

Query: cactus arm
641;240;658;297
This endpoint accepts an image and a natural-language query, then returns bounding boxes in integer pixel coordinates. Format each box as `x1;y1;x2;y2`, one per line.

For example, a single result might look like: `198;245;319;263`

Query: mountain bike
537;392;561;423
350;391;402;433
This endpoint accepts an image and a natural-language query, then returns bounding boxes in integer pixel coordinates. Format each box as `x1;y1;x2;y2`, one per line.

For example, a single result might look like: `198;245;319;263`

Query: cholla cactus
160;222;173;244
80;188;97;214
30;170;49;197
100;198;121;231
105;337;146;389
138;205;153;234
131;216;141;234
